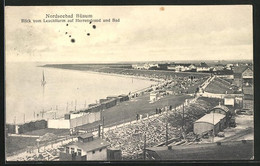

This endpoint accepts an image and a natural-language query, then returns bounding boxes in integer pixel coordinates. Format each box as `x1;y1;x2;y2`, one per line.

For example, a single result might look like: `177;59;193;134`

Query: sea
5;62;156;124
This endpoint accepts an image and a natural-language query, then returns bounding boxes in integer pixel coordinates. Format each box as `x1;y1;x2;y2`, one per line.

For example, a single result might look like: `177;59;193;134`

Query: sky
5;5;253;63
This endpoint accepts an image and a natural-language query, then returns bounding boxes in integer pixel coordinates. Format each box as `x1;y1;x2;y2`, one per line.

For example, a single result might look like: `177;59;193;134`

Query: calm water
5;62;155;124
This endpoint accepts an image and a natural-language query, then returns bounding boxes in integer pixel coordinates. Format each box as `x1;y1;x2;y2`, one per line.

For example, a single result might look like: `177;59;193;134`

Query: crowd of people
104;112;179;160
104;95;221;160
167;76;208;95
205;77;236;94
14;147;60;161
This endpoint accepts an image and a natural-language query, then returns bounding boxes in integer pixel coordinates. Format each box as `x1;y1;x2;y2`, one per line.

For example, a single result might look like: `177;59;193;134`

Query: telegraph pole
98;124;101;137
182;103;185;131
40;109;44;118
182;103;185;139
143;132;146;160
212;110;215;143
102;117;105;139
166;106;169;146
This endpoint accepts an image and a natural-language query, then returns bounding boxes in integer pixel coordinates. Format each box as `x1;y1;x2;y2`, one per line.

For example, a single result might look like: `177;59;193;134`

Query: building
213;65;225;72
194;105;230;135
209;105;230;115
193;113;226;135
132;63;159;70
48;111;101;129
167;65;176;71
101;98;117;109
107;148;122;160
226;63;234;70
106;96;121;103
233;66;253;88
118;94;129;102
224;96;235;107
146;140;253;160
167;63;195;72
132;64;146;70
150;91;159;102
217;74;234;81
196;62;211;72
243;94;254;111
174;64;190;72
188;64;197;71
60;133;110;161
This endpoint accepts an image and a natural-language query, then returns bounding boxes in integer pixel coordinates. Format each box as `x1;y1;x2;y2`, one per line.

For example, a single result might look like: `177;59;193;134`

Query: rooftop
101;98;117;104
118;94;128;97
146;140;253;160
244;94;254;100
78;133;94;139
211;105;230;113
233;66;253;74
194;113;225;125
107;95;119;98
66;137;110;152
197;62;209;68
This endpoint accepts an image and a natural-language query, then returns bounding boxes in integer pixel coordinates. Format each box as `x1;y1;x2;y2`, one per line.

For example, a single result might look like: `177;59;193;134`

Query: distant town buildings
131;62;252;80
212;65;225;72
132;63;159;70
196;62;211;72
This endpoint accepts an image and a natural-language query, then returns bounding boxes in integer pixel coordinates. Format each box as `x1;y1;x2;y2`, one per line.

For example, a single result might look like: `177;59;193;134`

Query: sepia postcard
4;5;254;162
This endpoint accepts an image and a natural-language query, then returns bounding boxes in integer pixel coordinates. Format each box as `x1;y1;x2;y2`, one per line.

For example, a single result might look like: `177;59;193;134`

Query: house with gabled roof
59;133;110;161
233;66;253;89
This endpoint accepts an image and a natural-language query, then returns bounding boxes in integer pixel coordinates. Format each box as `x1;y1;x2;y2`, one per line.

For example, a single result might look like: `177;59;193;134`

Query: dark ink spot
69;35;71;37
66;24;69;26
71;39;75;43
89;21;92;24
93;25;96;29
87;33;90;36
65;32;68;34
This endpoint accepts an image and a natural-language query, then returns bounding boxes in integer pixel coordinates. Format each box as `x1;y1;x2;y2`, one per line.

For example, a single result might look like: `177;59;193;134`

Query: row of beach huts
48;94;130;129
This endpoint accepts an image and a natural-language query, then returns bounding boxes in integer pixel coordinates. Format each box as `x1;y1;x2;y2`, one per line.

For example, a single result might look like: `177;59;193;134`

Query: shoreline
40;65;163;83
6;65;162;125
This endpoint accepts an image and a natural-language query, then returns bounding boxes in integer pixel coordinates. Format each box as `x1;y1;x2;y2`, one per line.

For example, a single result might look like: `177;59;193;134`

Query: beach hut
150;91;159;102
